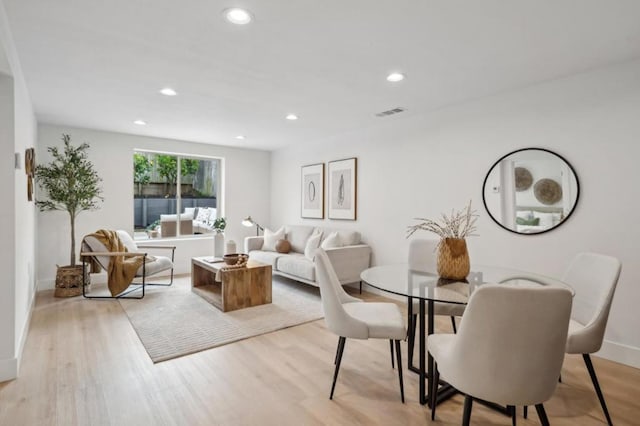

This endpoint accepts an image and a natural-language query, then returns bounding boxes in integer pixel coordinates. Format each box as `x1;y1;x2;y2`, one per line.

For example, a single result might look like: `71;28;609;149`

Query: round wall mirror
482;148;579;235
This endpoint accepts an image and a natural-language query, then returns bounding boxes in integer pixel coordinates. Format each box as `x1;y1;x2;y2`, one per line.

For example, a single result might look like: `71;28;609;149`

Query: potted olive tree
35;134;103;297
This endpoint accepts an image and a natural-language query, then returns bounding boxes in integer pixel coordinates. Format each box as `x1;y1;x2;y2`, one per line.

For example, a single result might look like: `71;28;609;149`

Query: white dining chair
407;239;466;369
562;252;621;426
314;248;407;402
428;284;573;426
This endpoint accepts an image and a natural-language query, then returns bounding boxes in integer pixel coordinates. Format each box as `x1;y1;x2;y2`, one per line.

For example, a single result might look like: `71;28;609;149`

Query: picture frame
301;163;324;219
25;147;35;201
328;157;357;220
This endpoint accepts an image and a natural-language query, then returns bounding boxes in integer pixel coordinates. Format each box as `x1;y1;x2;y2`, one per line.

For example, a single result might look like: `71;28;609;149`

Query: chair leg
408;314;417;368
359;280;362;294
583;353;613;426
389;340;395;369
431;363;440;420
462;395;473;426
330;337;346;400
535;403;550;426
394;340;405;403
507;405;516;426
524;405;528;419
450;316;457;334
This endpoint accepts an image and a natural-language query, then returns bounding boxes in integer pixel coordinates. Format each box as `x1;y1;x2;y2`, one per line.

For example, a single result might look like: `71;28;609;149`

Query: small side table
191;257;272;312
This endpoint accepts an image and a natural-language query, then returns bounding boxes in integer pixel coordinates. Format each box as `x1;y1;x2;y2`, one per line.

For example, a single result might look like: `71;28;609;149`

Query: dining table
360;263;574;409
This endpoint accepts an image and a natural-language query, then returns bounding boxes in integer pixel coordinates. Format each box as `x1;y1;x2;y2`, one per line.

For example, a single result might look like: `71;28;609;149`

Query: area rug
118;276;323;363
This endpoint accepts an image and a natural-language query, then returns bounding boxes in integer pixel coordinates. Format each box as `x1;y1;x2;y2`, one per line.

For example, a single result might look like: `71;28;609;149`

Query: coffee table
191;257;272;312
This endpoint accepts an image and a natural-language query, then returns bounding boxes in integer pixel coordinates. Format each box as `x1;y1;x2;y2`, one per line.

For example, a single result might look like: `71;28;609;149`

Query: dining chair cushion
343;302;406;340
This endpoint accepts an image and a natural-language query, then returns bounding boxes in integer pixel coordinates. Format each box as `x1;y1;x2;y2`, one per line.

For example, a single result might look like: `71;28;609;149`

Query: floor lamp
242;216;264;236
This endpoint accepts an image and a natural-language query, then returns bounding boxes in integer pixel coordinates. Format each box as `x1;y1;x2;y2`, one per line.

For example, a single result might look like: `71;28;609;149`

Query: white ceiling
5;0;640;151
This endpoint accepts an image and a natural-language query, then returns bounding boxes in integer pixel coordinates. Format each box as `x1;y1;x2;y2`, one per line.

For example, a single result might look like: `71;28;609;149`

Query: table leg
427;299;435;407
419;299;426;405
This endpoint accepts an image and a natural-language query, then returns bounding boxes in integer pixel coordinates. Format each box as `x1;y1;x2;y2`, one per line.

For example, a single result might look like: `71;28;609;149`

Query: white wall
0;0;38;382
37;125;271;288
271;59;640;367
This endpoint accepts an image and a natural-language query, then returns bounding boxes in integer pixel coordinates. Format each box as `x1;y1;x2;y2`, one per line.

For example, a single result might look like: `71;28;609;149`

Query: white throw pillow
533;211;554;228
321;231;342;249
304;232;323;260
263;227;285;252
195;208;210;222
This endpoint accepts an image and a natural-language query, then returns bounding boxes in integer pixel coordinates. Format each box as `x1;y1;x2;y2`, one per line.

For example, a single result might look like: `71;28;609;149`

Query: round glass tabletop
360;263;573;304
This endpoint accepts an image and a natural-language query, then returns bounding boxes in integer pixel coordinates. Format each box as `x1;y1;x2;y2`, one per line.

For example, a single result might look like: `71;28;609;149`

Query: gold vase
437;238;470;280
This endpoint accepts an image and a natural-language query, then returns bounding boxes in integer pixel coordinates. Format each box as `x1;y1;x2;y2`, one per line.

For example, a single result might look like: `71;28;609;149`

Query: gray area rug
118;276;323;363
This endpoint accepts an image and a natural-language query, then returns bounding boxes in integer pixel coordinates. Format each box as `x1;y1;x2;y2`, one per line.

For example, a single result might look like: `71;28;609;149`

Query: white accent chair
81;230;176;299
407;239;466;369
428;284;573;426
562;253;621;426
314;248;407;402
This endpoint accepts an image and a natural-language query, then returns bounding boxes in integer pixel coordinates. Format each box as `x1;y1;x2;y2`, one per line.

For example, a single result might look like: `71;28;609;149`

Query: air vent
375;107;406;117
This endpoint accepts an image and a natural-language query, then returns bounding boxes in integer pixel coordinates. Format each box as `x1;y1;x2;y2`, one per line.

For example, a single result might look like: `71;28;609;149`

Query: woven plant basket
437;238;470;280
54;265;90;297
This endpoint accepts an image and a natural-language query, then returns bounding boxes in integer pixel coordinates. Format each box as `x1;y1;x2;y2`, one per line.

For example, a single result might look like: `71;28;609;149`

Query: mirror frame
482;147;580;235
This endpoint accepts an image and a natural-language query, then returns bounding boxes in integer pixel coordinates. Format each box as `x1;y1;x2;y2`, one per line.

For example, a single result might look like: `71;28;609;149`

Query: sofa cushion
321;231;342;249
248;250;282;267
276;253;315;282
304;231;322;260
263;227;284;251
284;225;315;253
321;229;361;246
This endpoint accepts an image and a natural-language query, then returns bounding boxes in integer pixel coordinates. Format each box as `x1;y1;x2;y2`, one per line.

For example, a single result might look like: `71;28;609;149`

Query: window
133;151;222;240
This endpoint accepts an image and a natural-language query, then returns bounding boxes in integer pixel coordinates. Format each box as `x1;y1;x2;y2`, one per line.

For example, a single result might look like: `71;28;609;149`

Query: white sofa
244;225;371;287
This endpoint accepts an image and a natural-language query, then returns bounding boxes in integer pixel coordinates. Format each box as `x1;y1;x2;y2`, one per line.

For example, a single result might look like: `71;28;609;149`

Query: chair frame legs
535;403;550;426
462;395;473;426
583;353;613;426
82;247;176;300
330;336;404;403
330;337;346;400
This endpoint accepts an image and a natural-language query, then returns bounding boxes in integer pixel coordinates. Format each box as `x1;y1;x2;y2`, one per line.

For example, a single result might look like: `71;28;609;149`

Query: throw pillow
275;239;291;254
321;231;342;249
304;232;323;260
263;227;285;252
515;217;540;226
195;208;210;223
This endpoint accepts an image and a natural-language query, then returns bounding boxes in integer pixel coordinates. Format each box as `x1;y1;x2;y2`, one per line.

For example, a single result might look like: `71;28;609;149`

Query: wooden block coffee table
191;257;272;312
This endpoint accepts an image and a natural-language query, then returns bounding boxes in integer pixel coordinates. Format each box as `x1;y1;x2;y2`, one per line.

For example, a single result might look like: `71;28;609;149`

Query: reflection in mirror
483;148;579;235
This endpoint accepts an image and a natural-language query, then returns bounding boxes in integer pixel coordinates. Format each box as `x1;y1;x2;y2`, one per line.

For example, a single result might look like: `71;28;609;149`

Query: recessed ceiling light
235;135;245;140
285;114;298;121
134;120;147;126
223;8;253;25
386;72;405;82
159;87;177;96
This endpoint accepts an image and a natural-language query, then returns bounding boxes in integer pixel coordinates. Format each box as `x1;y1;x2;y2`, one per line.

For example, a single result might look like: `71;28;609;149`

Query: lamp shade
242;216;254;227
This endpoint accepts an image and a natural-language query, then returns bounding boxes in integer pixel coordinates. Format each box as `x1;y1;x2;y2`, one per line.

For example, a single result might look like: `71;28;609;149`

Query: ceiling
4;0;640;151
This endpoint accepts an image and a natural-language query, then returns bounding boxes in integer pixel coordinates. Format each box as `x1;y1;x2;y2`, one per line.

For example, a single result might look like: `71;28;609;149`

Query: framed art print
301;163;324;218
328;157;357;220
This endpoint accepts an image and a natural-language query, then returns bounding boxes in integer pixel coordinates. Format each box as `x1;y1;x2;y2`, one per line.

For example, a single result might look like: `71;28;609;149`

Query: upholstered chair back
408;239;439;273
563;252;622;354
315;249;367;339
444;284;572;405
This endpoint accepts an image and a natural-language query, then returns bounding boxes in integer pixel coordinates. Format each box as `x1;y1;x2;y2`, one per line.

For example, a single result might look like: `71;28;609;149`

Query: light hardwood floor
1;277;639;425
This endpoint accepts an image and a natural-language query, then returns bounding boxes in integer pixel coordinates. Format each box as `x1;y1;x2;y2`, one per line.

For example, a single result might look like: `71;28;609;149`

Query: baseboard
0;357;18;383
596;340;640;369
16;288;37;375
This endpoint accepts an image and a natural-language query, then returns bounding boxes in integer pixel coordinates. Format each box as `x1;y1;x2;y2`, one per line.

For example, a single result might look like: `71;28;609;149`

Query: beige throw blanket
81;230;149;296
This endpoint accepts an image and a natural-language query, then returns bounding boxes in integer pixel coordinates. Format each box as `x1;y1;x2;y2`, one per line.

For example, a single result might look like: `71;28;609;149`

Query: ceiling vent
375;107;406;117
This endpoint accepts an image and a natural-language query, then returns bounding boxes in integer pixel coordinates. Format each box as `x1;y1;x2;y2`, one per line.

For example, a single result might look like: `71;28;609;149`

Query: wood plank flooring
1;276;639;425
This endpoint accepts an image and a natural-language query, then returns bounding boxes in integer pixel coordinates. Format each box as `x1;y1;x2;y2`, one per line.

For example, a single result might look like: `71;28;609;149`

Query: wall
271;59;640;367
0;0;38;382
37;125;271;288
